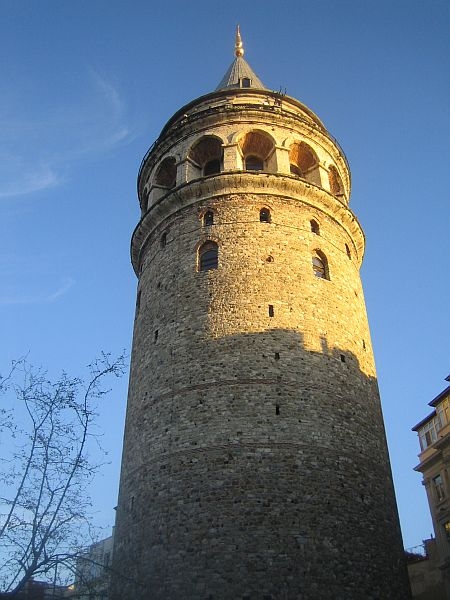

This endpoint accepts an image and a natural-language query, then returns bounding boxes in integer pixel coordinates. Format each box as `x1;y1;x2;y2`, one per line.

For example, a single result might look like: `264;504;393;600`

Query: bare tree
0;352;126;597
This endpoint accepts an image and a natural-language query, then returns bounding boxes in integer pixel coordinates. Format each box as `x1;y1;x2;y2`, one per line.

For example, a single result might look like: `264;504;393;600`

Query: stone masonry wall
110;90;411;599
110;184;409;599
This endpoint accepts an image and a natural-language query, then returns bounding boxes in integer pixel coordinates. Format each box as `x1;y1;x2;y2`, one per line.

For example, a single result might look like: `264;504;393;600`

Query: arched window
204;159;221;176
289;142;319;183
245;155;264;171
187;136;223;181
198;241;218;271
310;220;320;235
155;157;177;189
260;208;271;223
239;130;276;173
312;251;329;280
203;211;214;226
328;165;344;196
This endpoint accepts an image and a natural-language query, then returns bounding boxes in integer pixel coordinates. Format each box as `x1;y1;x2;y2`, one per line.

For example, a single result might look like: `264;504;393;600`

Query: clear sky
1;0;449;551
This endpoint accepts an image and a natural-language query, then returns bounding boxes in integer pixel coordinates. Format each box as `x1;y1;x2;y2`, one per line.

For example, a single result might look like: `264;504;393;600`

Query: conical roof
216;27;267;91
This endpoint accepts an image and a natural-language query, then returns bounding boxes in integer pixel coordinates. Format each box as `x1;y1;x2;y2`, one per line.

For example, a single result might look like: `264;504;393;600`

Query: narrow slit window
203;211;214;226
310;220;320;235
260;208;271;223
345;244;351;259
275;404;280;415
154;329;159;343
160;232;167;248
268;304;274;317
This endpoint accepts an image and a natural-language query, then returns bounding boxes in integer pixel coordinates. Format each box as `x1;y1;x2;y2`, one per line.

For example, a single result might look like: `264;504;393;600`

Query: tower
110;29;411;599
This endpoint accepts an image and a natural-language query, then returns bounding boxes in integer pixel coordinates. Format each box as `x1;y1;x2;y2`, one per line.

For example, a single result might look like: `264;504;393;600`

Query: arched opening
238;130;276;173
187;136;223;180
289;142;320;186
155;157;177;189
198;241;218;271
328;165;344;196
312;250;329;280
260;208;271;223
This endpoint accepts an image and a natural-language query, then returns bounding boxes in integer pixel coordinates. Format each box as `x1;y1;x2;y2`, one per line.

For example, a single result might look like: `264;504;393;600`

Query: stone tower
110;29;411;600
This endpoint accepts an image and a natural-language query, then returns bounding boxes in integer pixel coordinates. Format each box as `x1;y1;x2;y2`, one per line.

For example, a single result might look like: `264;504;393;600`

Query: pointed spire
235;25;244;57
216;27;266;91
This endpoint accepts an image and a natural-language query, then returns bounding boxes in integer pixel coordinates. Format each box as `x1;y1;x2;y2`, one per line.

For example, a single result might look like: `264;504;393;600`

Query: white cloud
0;164;60;198
0;277;75;306
0;71;136;200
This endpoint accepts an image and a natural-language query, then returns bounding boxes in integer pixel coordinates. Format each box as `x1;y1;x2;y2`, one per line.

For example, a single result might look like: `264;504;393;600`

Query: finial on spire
234;25;244;58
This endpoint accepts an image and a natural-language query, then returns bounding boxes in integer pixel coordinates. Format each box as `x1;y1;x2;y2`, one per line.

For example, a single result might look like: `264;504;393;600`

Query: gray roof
216;56;266;91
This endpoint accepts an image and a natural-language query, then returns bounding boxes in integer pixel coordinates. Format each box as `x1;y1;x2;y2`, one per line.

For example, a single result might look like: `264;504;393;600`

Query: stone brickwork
110;87;411;599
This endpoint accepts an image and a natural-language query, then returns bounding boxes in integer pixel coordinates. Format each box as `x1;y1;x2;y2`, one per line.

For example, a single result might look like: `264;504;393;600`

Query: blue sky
1;0;449;550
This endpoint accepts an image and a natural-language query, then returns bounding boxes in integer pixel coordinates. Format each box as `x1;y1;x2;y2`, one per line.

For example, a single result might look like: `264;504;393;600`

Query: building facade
73;534;113;600
413;375;450;598
110;30;410;599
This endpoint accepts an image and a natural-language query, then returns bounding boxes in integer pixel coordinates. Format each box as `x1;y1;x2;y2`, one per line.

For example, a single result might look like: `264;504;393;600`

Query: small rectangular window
268;305;274;317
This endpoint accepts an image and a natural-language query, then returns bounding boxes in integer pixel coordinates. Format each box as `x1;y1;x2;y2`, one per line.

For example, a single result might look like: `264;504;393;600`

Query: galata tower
110;28;411;600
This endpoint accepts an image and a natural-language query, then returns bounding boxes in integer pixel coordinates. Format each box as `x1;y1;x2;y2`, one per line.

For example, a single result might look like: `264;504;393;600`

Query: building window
418;416;442;451
345;244;351;259
241;77;251;88
260;208;271;223
204;159;221;176
312;251;329;280
203;211;214;226
434;474;445;502
436;398;449;430
198;241;218;271
310;220;320;235
245;155;263;171
160;232;167;248
444;522;450;542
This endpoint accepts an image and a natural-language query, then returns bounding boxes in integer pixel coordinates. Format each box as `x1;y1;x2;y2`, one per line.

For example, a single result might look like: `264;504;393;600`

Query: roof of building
412;381;450;431
216;26;266;91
